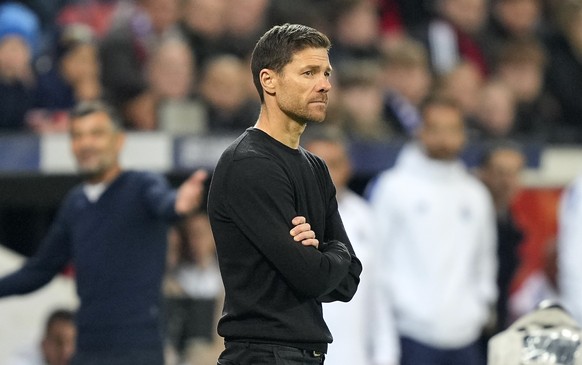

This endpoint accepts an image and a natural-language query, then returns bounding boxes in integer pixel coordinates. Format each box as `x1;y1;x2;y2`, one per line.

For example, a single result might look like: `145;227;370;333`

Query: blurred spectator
178;0;227;71
412;0;489;76
368;95;497;365
471;79;517;140
199;54;259;134
435;60;484;124
483;0;547;65
378;0;433;39
152;37;206;135
164;212;222;365
0;101;208;364
28;24;102;133
303;126;398;365
544;0;582;143
380;37;433;136
56;0;119;39
6;308;76;365
221;0;270;59
494;38;562;142
267;0;333;35
329;0;383;64
99;0;180;129
332;60;395;141
490;0;546;39
123;35;206;132
476;142;526;336
558;171;582;325
0;2;40;132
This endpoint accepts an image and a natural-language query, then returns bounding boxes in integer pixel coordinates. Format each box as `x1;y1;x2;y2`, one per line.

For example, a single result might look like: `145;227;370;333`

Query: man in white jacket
558;173;582;326
368;95;497;365
304;127;399;365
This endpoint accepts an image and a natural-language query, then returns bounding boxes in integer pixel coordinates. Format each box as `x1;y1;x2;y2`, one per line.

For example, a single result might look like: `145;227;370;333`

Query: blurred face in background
440;0;488;34
494;0;541;37
42;319;76;365
200;55;248;112
479;148;525;210
475;81;516;137
335;0;380;47
61;44;99;84
439;61;483;117
224;0;269;35
419;102;466;161
0;36;31;81
305;139;351;191
70;111;124;182
141;0;179;34
182;0;226;38
148;39;194;99
497;61;543;102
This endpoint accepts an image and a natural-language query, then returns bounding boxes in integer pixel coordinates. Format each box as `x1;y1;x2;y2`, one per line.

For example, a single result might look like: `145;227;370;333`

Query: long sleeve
318;193;362;302
368;174;401;364
478;191;498;307
0;204;72;297
558;176;582;324
141;172;181;222
226;157;352;299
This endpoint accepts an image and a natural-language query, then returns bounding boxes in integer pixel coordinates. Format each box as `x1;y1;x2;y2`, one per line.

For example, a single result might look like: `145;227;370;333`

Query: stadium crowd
0;0;581;143
1;0;582;365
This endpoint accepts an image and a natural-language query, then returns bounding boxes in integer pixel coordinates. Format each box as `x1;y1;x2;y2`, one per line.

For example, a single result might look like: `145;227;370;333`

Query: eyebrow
302;64;333;73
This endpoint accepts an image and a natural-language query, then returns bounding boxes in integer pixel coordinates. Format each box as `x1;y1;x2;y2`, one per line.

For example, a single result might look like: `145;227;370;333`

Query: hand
290;216;319;249
175;169;208;215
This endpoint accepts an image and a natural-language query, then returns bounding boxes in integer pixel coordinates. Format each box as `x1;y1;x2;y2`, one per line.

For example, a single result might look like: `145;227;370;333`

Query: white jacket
558;173;582;325
325;189;399;365
368;143;497;348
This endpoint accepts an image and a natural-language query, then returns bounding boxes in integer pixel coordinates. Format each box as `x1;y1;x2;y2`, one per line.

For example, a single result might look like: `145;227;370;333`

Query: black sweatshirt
208;128;362;353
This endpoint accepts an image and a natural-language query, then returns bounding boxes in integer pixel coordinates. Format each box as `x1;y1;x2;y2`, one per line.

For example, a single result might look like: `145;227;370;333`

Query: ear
115;132;126;153
260;68;277;96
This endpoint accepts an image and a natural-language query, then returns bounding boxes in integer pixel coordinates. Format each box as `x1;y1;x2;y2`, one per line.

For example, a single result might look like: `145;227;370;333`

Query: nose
317;76;331;93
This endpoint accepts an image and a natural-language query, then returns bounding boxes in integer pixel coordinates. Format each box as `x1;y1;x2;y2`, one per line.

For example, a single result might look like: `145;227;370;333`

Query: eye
304;70;314;76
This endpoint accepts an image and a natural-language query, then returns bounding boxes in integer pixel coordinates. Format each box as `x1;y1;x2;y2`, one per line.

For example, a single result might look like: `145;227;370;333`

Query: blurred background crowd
0;0;581;143
2;0;582;364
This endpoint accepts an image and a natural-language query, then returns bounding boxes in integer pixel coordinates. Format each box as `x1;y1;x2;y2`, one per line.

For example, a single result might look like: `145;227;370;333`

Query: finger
190;169;208;184
290;223;311;237
293;230;315;242
291;216;306;226
301;238;319;249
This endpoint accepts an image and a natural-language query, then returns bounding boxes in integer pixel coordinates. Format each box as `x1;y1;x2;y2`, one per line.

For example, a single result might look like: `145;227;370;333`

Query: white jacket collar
395;143;465;180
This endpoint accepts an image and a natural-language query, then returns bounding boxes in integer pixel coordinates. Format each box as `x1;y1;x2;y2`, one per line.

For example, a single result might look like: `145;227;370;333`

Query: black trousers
217;341;325;365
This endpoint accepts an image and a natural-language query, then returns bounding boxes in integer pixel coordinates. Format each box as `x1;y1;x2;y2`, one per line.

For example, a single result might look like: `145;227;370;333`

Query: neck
85;165;122;185
254;106;306;149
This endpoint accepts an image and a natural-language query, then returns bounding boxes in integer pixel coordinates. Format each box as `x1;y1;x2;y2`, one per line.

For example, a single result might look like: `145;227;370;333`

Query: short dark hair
302;124;348;148
69;100;122;130
45;308;75;333
250;23;331;102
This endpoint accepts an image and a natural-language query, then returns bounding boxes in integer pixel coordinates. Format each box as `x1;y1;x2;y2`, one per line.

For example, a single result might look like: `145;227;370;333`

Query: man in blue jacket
0;101;207;365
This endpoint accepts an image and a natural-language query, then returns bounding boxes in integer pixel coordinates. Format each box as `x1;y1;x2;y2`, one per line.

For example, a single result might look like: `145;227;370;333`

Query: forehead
424;104;463;123
287;47;331;68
